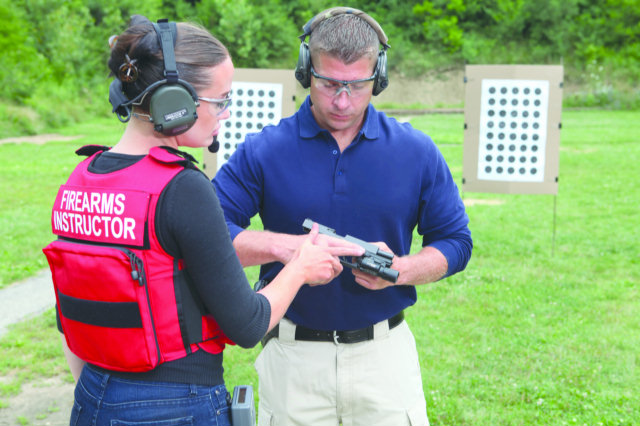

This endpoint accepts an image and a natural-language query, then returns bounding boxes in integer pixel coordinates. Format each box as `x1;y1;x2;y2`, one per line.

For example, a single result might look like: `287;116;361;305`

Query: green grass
1;110;639;424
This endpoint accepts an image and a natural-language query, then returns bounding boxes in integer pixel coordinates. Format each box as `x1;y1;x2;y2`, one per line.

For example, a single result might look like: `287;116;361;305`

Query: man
213;7;472;426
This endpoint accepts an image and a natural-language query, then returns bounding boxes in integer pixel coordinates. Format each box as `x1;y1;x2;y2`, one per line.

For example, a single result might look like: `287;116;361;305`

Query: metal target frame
202;68;297;178
462;65;564;195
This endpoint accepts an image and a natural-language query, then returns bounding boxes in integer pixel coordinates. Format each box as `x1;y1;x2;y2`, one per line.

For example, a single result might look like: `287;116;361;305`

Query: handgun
302;218;399;283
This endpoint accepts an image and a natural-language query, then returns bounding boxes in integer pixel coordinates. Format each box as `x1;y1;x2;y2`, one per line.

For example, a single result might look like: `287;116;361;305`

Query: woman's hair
308;13;379;66
108;15;229;111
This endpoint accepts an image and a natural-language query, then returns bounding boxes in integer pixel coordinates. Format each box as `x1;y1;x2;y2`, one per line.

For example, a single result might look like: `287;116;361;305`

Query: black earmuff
294;7;390;96
109;19;199;136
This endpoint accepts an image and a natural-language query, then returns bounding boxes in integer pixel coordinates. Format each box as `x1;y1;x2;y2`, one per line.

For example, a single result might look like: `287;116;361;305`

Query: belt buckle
332;330;340;345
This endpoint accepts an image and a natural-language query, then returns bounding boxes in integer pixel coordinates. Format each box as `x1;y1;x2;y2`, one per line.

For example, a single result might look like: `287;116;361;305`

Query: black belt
262;311;404;346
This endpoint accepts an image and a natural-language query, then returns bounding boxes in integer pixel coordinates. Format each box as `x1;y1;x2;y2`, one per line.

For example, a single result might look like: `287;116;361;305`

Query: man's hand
351;240;399;290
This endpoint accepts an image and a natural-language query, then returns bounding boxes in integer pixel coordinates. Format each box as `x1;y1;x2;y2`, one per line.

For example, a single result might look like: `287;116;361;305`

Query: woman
43;16;362;426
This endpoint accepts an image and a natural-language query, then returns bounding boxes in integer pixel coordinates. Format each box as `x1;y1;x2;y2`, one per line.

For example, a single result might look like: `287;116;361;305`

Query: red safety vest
43;145;233;372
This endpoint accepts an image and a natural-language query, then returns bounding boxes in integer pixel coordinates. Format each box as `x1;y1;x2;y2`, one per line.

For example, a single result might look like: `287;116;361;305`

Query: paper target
462;65;563;195
202;68;297;178
218;82;283;168
478;79;549;182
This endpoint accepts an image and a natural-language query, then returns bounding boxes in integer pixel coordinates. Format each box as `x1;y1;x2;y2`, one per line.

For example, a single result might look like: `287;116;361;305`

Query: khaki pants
254;318;429;426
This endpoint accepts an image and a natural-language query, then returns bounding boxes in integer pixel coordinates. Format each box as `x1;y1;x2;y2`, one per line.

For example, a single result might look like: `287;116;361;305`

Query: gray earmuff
294;7;390;96
149;20;199;136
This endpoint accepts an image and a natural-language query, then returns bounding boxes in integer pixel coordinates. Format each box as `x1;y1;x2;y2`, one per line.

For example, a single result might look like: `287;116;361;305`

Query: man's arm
232;230;306;267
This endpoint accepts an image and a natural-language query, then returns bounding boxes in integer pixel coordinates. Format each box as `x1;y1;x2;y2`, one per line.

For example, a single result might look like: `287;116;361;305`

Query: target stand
462;65;564;253
202;68;297;178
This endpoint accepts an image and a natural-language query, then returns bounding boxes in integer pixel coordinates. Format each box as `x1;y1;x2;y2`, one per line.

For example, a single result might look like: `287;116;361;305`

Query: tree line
1;0;638;136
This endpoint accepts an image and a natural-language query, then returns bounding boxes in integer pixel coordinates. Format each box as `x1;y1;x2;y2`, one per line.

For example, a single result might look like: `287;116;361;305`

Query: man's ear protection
294;7;390;96
109;19;199;136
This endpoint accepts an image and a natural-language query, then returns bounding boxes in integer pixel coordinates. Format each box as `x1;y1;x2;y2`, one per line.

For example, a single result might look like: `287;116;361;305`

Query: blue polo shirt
213;96;472;330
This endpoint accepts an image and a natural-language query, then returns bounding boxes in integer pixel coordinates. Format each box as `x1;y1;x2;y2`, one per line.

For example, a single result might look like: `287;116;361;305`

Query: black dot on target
521;134;528;141
487;143;494;150
487;132;494;139
268;112;275;119
501;87;507;94
510;122;517;129
247;123;253;129
236;100;243;107
224;153;230;160
508;167;515;174
497;155;504;162
512;87;519;94
508;156;515;163
499;122;506;128
235;122;242;128
488;121;494;128
258;101;264;107
523;111;529;118
512;99;518;106
497;166;504;173
519;167;526;174
500;110;506;117
531;157;538;163
520;144;527;151
258;112;264;118
532;145;539;152
498;144;505;151
489;98;496;105
533;135;539;142
500;98;507;106
258;90;265;96
531;168;537;174
235;132;241;139
499;133;505;140
509;144;516;151
237;89;244;96
524;88;530;95
268;101;275;108
236;111;243;117
534;111;540;118
489;87;496;94
224;132;231;138
520;156;526;163
522;122;529;129
247;111;253;118
225;121;231;128
224;142;231;149
257;123;264;129
488;110;495;117
511;111;518;118
486;155;493;161
523;99;530;106
534;99;541;106
269;91;275;97
247;101;254;107
248;89;254;96
533;123;540;129
485;166;492;173
535;88;542;95
510;133;516;140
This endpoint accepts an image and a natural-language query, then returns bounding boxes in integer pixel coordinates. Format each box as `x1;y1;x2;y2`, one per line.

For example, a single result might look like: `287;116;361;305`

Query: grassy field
0;110;638;425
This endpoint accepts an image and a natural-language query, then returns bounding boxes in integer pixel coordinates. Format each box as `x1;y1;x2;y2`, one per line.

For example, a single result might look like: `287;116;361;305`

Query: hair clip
108;35;118;49
118;54;139;83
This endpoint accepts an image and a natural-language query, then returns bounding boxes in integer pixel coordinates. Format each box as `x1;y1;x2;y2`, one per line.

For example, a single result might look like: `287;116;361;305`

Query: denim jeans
70;365;232;426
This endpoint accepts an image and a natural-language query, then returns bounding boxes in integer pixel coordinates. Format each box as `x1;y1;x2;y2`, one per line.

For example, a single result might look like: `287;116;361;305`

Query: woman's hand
289;223;365;286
